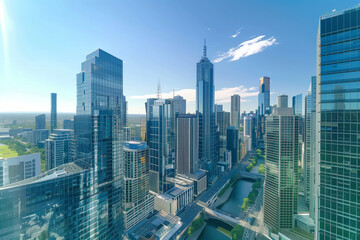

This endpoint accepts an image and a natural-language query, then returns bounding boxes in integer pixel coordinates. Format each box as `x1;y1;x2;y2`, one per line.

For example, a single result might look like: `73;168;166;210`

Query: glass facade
231;94;241;128
292;94;303;116
264;109;299;233
51;93;57;133
35;114;46;130
258;76;270;116
226;126;239;168
317;6;360;240
145;98;175;194
196;43;217;174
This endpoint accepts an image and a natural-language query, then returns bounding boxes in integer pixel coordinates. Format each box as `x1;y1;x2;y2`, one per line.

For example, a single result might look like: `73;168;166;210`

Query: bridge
238;171;264;180
199;202;260;233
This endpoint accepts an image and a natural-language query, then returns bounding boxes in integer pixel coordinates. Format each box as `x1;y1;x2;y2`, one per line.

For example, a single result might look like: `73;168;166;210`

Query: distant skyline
1;0;359;114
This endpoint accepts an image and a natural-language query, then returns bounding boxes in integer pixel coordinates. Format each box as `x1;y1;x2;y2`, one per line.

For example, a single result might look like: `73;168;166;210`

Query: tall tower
145;98;175;193
264;102;299;233
258;76;270;115
74;49;126;237
316;6;360;239
196;40;217;174
50;93;57;133
231;94;241;128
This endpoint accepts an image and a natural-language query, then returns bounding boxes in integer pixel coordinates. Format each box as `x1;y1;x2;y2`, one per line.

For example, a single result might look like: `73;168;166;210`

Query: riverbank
186;222;206;240
212;185;234;208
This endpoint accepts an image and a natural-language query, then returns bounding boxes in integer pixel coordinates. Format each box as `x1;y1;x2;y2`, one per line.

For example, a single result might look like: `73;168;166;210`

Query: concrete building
176;114;198;175
0;150;40;187
62;119;74;130
123;141;154;231
231;94;241;128
154;185;193;215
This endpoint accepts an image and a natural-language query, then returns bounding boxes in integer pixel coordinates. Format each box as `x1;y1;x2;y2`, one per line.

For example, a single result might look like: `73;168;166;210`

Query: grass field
0;144;18;158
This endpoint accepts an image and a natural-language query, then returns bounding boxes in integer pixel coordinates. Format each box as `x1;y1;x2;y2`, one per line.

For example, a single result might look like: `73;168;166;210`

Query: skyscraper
123;141;154;230
309;76;317;219
146;98;175;193
173;95;186;116
231;94;241;128
277;94;288;108
50;93;57;133
216;111;230;136
35;114;45;129
316;7;360;239
45;129;73;171
244;115;255;153
62;119;74;130
292;94;302;115
196;41;217;174
258;76;270;116
176;114;198;175
264;98;299;233
226;126;239;168
74;49;126;237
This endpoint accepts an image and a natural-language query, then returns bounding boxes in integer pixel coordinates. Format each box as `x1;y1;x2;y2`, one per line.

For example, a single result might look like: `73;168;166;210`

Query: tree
231;225;244;240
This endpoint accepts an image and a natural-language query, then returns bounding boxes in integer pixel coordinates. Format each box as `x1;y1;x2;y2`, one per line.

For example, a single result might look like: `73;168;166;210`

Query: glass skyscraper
196;41;217;174
292;94;303;116
35;114;46;129
258;76;270;116
145;98;175;194
231;94;241;128
0;49;126;239
264;101;299;233
51;93;57;133
317;6;360;239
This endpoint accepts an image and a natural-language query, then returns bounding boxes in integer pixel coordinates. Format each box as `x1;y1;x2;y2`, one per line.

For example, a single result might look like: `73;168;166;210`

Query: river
197;179;254;240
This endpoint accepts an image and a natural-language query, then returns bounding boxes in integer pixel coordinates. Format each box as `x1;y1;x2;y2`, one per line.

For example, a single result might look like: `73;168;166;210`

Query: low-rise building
154;185;193;215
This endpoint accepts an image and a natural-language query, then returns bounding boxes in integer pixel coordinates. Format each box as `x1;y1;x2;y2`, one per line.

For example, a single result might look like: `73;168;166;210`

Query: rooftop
124;141;147;150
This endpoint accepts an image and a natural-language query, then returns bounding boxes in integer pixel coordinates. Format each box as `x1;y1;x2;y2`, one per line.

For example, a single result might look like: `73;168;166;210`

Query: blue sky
0;0;359;114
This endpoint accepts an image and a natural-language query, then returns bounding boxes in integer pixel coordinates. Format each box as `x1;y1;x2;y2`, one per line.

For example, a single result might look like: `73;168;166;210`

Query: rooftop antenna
203;38;207;57
157;80;162;99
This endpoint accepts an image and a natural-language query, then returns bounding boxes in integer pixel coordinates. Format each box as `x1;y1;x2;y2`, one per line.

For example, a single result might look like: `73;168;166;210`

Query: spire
157;80;162;99
203;38;207;57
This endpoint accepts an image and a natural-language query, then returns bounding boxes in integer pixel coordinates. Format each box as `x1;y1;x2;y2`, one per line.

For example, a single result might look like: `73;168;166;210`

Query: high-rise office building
196;41;217;174
32;129;49;147
0;49;126;239
292;94;302;115
124;127;131;141
244;115;255;152
62;119;74;130
216;111;230;136
74;49;126;237
264;99;299;233
231;94;241;128
123;141;154;231
35;114;45;129
50;93;57;133
173;95;186;116
45;129;73;171
309;76;317;219
226;126;239;168
258;76;270;116
176;114;198;175
316;7;360;239
277;94;288;108
146;98;175;193
304;89;312;207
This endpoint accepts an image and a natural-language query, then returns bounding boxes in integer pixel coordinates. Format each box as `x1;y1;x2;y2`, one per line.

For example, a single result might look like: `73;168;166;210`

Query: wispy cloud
129;85;258;104
214;35;277;63
231;29;241;38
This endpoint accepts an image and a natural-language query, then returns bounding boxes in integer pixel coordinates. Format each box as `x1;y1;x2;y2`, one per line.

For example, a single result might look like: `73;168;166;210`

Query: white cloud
129;85;258;104
231;30;241;38
214;35;277;63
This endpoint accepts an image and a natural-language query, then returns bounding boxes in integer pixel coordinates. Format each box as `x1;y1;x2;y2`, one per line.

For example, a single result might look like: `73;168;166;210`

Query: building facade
123;141;154;231
50;93;57;133
231;94;241;128
176;114;198;175
227;126;239;168
45;129;73;171
35;114;45;130
196;41;217;174
146;98;175;194
316;7;360;239
264;103;299;233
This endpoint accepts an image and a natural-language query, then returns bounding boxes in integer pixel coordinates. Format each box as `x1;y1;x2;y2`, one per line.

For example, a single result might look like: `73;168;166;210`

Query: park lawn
0;145;18;158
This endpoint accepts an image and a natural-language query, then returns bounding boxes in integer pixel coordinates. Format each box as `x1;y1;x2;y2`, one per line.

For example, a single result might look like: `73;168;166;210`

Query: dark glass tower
50;93;57;133
35;114;45;129
317;6;360;239
196;41;217;174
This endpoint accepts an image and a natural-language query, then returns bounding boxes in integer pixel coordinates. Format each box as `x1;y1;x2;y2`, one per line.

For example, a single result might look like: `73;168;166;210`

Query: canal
197;179;254;240
217;178;254;217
